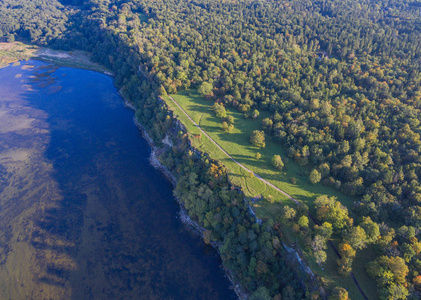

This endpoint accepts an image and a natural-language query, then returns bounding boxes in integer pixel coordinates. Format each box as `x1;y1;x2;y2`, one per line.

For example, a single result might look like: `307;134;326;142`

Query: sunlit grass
163;89;378;299
166;90;355;210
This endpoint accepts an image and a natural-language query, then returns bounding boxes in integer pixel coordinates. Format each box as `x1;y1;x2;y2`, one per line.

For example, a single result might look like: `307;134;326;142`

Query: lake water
0;60;235;299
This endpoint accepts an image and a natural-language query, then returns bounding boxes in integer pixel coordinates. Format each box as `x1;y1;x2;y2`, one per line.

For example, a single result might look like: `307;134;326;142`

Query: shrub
250;130;265;147
272;155;284;170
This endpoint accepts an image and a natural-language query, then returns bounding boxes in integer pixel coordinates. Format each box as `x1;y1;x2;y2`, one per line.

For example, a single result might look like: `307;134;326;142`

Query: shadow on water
1;60;236;299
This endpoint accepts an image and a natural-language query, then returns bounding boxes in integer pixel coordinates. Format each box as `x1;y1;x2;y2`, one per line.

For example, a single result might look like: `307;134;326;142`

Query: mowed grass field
163;90;379;300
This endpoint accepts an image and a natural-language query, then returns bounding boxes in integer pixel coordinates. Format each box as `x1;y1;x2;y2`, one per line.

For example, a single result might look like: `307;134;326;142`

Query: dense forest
2;0;421;299
0;0;72;44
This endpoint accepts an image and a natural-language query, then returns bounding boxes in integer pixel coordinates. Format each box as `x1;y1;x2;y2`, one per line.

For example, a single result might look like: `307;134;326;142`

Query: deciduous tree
250;130;265;148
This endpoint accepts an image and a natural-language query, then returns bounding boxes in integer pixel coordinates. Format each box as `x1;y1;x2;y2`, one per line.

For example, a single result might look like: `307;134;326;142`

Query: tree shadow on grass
184;103;210;115
207;127;251;147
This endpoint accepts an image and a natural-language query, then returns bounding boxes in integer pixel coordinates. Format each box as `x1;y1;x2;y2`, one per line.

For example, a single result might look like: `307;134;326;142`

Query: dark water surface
0;60;235;299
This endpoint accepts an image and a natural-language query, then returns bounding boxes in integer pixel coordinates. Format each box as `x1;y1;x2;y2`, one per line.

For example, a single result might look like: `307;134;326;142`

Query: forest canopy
2;0;421;299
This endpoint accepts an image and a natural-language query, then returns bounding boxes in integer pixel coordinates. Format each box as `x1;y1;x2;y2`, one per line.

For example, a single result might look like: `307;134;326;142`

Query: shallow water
0;60;235;299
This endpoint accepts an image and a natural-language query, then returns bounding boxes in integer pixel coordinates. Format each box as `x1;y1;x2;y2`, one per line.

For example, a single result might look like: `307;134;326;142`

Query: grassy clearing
164;90;378;299
166;90;355;210
163;93;294;206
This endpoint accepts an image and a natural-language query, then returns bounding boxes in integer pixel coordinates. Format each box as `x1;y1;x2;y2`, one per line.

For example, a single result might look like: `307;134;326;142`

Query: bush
309;169;321;184
272;155;284;170
250;130;265;147
329;287;349;300
6;34;15;43
198;81;213;96
212;102;227;118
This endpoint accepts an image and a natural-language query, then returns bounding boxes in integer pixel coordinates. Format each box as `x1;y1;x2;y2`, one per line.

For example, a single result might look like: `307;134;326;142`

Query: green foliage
249;287;271;300
367;256;409;300
315;222;333;239
266;195;274;204
250;130;265;148
271;155;284;170
6;34;15;43
383;284;409;300
212;102;227;119
166;90;355;215
222;121;234;133
173;153;303;297
11;0;421;296
251;109;259;119
337;243;356;275
313;249;327;266
198;81;213;96
344;226;367;250
297;215;309;228
159;85;167;96
0;0;69;46
338;243;356;259
261;118;273;132
282;205;296;222
309;169;321;184
314;196;350;231
337;257;353;276
378;225;396;248
360;217;380;244
226;115;235;125
328;287;349;300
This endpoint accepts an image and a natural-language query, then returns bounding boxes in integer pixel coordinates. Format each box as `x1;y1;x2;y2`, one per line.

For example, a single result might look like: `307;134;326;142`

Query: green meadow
165;90;355;209
163;90;378;299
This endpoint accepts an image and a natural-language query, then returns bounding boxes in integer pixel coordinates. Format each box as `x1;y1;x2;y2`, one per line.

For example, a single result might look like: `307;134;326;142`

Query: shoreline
3;45;249;298
121;96;248;300
32;48;114;76
0;42;113;76
3;49;313;298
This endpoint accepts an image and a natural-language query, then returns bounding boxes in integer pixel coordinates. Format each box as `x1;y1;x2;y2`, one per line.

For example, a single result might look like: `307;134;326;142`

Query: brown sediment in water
0;63;232;300
0;81;73;299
